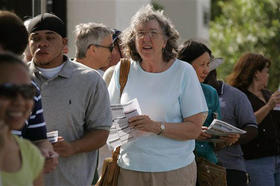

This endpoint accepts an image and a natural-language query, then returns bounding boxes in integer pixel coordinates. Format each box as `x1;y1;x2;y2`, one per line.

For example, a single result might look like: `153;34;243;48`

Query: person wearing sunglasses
27;13;112;186
0;53;44;186
0;10;58;174
74;22;114;76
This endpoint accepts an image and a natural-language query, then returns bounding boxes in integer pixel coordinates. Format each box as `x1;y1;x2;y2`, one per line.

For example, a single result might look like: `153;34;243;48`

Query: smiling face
0;64;34;130
135;19;166;62
191;52;211;82
29;30;67;68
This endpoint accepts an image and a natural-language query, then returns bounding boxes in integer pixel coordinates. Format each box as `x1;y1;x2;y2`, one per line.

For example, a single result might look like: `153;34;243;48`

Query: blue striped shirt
12;81;47;141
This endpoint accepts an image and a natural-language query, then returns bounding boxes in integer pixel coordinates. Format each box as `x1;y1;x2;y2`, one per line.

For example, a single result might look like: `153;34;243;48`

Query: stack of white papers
107;98;149;149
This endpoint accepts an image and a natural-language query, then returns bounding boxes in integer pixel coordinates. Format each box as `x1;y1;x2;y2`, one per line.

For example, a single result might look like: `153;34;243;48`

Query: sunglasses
88;43;114;52
0;83;36;100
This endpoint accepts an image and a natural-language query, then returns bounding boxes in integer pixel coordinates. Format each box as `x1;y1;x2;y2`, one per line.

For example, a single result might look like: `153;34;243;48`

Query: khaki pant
118;160;197;186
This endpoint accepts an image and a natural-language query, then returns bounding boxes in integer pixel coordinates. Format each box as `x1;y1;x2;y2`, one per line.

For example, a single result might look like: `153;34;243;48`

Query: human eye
151;31;159;37
46;36;55;41
30;36;40;42
137;31;145;37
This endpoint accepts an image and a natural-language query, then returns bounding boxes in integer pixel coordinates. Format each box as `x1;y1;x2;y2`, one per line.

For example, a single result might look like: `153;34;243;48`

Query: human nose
37;38;48;48
143;32;152;40
204;66;210;74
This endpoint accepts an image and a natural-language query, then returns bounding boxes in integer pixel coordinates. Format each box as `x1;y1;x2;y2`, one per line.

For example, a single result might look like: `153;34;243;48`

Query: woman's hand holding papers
197;126;212;140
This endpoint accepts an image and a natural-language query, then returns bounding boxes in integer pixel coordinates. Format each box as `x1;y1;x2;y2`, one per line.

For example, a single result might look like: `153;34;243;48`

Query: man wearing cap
74;22;114;77
204;65;258;186
27;13;112;186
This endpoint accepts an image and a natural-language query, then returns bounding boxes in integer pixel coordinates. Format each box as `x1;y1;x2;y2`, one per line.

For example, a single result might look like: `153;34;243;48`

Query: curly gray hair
121;4;179;62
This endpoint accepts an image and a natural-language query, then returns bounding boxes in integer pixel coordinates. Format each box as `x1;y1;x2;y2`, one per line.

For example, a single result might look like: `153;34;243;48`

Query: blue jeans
245;155;280;186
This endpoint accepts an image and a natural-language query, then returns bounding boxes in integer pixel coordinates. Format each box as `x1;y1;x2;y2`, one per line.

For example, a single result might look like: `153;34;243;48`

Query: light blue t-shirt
108;59;208;172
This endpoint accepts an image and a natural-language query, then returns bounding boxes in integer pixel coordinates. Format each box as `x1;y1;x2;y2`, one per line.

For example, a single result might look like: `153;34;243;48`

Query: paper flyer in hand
203;119;247;142
107;98;150;149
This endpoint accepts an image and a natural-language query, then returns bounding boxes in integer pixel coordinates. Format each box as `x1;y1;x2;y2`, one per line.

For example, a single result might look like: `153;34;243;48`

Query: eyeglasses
135;30;162;39
0;83;36;100
88;43;114;52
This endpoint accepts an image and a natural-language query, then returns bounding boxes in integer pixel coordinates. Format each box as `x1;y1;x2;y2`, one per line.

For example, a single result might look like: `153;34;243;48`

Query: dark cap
112;29;121;43
28;13;66;38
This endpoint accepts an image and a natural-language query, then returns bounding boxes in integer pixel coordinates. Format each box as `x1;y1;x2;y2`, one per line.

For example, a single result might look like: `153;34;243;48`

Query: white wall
67;0;149;58
158;0;210;44
66;0;209;58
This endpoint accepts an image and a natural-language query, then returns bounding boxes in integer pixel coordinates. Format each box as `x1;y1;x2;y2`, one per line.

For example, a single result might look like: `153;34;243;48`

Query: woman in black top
227;52;280;186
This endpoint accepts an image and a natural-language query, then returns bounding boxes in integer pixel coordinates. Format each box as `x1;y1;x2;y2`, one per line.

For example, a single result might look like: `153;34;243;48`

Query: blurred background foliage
210;0;280;90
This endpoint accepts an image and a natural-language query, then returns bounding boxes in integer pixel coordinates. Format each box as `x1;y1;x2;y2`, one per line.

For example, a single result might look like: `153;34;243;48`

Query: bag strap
112;58;130;157
119;58;130;96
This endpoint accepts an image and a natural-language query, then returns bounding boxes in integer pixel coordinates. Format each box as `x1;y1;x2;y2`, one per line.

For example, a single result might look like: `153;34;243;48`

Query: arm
237;126;258;144
33;139;59;173
215;126;258;151
33;171;44;186
255;91;280;124
54;73;112;157
53;129;109;157
129;112;207;141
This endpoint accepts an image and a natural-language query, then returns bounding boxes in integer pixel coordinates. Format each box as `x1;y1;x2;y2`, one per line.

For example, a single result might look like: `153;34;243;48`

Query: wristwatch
157;122;165;135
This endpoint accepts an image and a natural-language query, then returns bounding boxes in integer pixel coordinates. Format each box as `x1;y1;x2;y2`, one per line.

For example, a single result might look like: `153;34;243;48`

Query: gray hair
121;4;179;62
74;22;113;59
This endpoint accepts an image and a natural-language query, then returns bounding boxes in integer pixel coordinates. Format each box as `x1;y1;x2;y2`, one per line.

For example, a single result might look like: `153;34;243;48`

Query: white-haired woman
108;5;208;186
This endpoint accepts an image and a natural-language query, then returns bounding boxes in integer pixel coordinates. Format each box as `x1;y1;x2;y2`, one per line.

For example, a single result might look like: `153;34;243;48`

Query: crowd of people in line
0;3;280;186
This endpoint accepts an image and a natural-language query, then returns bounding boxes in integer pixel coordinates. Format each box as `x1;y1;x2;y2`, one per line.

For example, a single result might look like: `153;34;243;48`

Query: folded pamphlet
202;119;246;142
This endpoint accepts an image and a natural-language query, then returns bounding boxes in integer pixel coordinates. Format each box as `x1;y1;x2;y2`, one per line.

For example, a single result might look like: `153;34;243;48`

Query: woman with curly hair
108;4;208;186
228;52;280;186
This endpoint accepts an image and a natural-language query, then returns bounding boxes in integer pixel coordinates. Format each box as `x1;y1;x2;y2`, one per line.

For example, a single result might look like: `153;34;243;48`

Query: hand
35;140;59;174
196;126;212;140
128;115;158;133
44;151;59;174
220;134;240;146
267;91;280;109
53;136;76;157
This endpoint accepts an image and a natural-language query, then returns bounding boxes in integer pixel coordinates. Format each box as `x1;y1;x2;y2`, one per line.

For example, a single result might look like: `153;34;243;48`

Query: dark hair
121;4;179;62
177;40;212;64
0;52;29;72
227;52;271;89
0;11;28;55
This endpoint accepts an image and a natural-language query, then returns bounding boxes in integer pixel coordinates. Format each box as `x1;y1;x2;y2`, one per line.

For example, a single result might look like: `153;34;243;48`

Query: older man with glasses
74;22;114;76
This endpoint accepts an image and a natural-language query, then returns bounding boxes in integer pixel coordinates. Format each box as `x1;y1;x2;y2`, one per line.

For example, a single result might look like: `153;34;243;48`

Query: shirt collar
29;55;72;79
217;80;224;96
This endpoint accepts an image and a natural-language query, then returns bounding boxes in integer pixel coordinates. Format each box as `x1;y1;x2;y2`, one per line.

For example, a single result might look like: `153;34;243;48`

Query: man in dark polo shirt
205;68;258;186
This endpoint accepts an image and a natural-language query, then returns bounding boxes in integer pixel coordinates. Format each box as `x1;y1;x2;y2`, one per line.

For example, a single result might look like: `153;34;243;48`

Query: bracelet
157;122;165;135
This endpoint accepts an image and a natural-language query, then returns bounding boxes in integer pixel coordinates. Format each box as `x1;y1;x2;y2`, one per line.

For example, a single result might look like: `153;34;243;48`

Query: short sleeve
108;62;121;104
180;65;208;118
236;93;257;128
85;74;112;131
15;82;47;141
